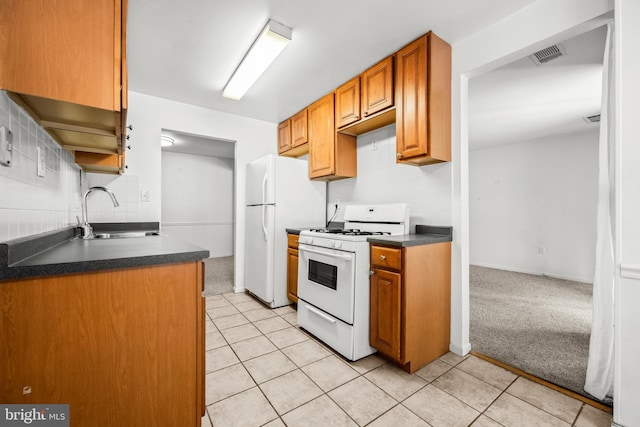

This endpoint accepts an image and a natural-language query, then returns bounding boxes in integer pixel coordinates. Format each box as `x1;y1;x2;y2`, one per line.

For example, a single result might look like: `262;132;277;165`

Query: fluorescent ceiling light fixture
223;19;292;100
160;136;175;147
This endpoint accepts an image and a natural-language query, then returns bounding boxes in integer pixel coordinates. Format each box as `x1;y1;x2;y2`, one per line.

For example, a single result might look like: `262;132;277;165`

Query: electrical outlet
335;200;340;211
538;245;546;255
140;189;150;202
371;139;378;150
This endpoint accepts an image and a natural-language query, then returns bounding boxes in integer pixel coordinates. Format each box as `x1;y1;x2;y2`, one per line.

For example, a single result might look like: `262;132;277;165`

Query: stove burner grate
308;228;391;236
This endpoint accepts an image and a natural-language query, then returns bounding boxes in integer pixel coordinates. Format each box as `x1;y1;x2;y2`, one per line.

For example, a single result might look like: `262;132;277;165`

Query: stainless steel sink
91;231;160;239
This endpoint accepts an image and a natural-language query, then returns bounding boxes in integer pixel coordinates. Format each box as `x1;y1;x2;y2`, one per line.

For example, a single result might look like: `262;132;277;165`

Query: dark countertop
367;225;453;247
0;223;210;281
285;228;308;235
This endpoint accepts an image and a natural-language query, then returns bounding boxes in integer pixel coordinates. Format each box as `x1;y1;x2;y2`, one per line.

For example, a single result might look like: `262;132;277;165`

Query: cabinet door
0;263;200;426
362;56;394;118
396;33;451;165
308;93;336;178
291;109;308;148
287;248;299;303
278;119;292;153
0;0;123;111
370;268;402;362
395;36;428;161
336;76;361;128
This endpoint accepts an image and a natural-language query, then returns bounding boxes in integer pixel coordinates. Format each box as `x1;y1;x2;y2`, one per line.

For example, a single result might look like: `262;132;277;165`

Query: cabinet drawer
287;233;299;249
371;246;401;270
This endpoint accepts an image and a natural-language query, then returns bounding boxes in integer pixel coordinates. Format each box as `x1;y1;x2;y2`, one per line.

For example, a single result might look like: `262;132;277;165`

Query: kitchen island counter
367;225;453;248
0;224;209;281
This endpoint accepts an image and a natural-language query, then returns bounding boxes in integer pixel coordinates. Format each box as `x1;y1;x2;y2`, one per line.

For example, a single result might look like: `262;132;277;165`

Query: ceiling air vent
529;43;566;65
583;114;601;124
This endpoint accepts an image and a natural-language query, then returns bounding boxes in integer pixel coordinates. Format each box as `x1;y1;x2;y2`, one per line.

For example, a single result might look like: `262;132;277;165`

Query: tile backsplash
85;173;140;223
0;90;83;243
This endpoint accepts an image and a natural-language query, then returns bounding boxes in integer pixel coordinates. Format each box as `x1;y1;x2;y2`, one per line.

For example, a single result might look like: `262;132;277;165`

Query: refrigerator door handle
262;172;268;205
262;205;268;241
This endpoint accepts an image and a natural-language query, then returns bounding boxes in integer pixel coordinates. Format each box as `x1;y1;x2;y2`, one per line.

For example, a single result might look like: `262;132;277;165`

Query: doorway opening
160;129;236;295
467;25;608;403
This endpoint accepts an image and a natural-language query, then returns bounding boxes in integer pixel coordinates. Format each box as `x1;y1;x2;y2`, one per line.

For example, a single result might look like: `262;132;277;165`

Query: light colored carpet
469;265;607;403
203;256;234;296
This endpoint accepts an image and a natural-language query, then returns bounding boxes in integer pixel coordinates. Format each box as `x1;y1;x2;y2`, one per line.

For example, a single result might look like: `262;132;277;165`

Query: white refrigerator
244;154;326;308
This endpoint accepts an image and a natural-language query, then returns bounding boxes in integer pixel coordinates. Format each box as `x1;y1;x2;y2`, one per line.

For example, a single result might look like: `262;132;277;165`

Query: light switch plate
37;146;46;177
0;126;13;167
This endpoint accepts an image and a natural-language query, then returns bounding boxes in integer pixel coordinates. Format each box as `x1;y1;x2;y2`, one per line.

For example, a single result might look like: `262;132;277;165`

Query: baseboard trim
470;262;593;284
470;351;613;414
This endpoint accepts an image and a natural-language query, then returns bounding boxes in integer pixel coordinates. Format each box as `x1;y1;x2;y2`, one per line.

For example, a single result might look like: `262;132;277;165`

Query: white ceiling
131;1;605;157
128;0;536;125
468;25;606;151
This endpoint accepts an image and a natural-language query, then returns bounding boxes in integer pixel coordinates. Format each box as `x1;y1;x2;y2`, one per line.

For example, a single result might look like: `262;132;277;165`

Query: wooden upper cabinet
0;0;129;174
336;55;396;137
279;109;309;157
362;56;394;118
336;76;361;128
396;32;451;165
278;119;292;154
308;93;356;180
308;94;336;178
291;109;308;148
0;0;125;111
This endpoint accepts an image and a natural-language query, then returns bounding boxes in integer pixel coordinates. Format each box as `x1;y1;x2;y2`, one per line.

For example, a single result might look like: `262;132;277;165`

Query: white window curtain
584;22;615;400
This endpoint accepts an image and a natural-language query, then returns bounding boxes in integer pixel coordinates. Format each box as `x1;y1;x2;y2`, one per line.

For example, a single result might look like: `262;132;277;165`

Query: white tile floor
202;292;612;427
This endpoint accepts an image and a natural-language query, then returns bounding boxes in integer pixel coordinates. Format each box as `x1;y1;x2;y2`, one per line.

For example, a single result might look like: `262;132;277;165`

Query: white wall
470;130;598;283
87;91;276;292
328;125;452;229
0;91;82;243
161;151;234;258
84;173;141;222
615;0;640;424
449;0;640;423
450;0;613;357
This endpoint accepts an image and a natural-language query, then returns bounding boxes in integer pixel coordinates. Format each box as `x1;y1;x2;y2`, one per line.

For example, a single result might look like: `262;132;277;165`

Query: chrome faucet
80;186;120;239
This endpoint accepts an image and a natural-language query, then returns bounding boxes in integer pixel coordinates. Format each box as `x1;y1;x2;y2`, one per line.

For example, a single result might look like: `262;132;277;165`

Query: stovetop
308;228;391;237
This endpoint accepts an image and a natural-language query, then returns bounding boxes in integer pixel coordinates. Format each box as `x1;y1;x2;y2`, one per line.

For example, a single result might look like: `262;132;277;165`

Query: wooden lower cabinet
287;233;299;302
369;242;451;373
0;262;205;427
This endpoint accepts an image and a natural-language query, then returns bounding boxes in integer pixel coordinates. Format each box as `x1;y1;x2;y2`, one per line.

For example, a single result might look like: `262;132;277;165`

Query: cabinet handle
396;153;403;158
127;124;133;131
354;115;359;120
369;270;375;276
380;255;386;260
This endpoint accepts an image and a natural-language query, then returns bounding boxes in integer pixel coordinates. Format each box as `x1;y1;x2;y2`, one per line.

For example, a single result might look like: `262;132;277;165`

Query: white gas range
296;203;409;361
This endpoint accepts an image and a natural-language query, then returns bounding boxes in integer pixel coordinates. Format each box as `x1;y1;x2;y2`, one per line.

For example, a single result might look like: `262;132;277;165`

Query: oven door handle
299;246;352;261
307;305;337;324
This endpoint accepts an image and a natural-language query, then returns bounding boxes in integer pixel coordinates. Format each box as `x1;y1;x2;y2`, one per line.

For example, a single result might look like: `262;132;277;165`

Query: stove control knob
333;241;342;249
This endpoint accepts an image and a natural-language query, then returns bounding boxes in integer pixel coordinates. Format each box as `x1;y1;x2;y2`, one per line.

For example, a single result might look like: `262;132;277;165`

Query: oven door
297;243;355;324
